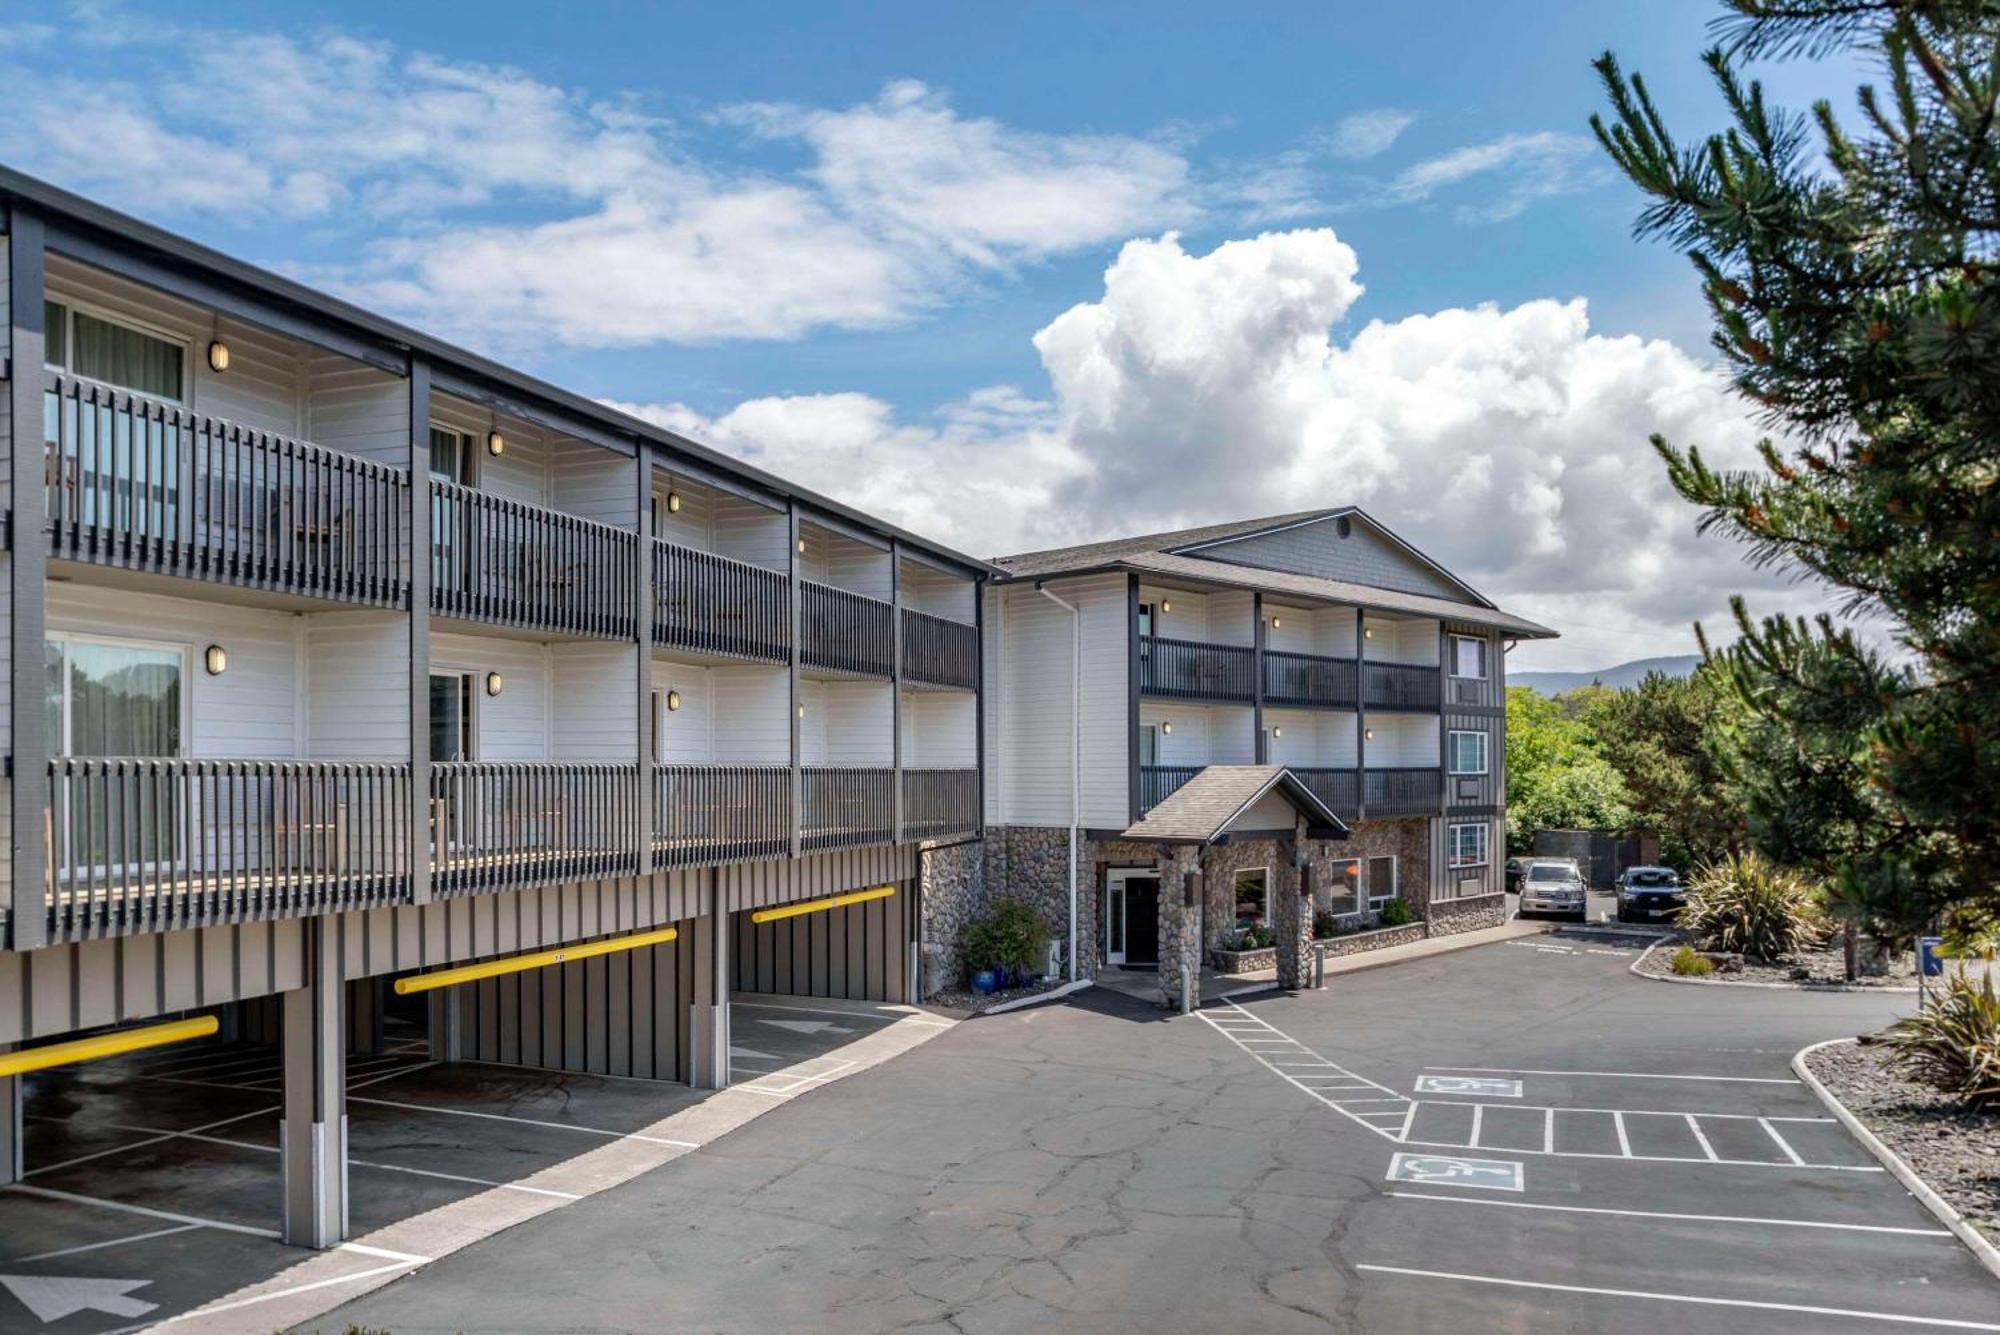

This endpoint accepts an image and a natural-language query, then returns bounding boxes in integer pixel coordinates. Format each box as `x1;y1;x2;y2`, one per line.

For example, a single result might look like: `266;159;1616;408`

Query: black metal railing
1362;661;1442;711
1263;650;1358;709
45;758;409;939
653;764;790;868
900;607;978;690
802;581;895;677
43;372;409;605
801;767;895;851
902;767;978;840
1365;766;1443;816
654;541;790;662
1138;765;1204;812
431;481;635;638
1291;767;1360;819
1139;635;1255;702
430;762;637;895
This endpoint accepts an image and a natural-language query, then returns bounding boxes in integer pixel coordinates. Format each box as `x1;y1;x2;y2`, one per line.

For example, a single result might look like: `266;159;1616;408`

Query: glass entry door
48;636;184;873
1105;870;1161;967
429;427;471;595
430;671;473;853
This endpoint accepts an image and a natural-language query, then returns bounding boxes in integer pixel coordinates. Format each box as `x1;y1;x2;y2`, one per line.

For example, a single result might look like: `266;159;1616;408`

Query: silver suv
1518;860;1588;920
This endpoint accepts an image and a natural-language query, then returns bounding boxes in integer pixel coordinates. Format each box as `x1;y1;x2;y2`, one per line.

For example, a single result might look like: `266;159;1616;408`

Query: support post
283;920;347;1248
787;503;802;860
407;355;433;905
425;991;463;1062
0;1046;21;1185
1156;845;1202;1014
690;889;732;1090
635;450;654;875
890;539;904;845
1274;816;1314;991
1355;607;1368;824
974;575;988;839
1253;592;1267;764
8;206;49;949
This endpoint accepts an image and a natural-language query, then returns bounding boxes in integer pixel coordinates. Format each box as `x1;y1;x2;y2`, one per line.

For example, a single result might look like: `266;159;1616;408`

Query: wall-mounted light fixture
206;340;230;373
666;690;682;712
797;703;806;719
797;536;807;554
1159;600;1172;614
486;428;505;457
1161;721;1173;735
203;644;228;676
1363;626;1374;640
1364;727;1375;741
1270;616;1283;630
666;491;683;514
1271;726;1283;739
485;671;505;697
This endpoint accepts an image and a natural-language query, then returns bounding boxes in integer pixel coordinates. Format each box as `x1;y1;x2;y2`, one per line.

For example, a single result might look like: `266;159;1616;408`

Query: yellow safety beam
0;1015;219;1079
751;884;896;924
393;925;680;996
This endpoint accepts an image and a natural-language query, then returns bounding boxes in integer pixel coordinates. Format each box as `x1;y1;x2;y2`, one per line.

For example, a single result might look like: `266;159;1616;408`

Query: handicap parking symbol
1414;1074;1523;1098
1387;1152;1524;1192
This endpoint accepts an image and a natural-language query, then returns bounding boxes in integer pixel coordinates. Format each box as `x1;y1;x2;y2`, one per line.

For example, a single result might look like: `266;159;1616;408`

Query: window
47;635;185;871
1450;822;1490;868
1137;602;1155;637
430;428;473;592
1450;635;1488;679
1138;724;1159;768
429;672;474;762
1448;730;1489;775
1367;855;1397;907
1323;858;1361;915
43;300;186;401
1232;868;1270;930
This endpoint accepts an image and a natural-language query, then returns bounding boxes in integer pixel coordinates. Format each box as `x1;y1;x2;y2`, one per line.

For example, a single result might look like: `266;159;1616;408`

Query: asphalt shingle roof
1119;765;1349;844
992;510;1340;579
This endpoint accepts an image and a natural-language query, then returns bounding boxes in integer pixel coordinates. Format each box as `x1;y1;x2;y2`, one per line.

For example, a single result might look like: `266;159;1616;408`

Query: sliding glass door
47;636;184;875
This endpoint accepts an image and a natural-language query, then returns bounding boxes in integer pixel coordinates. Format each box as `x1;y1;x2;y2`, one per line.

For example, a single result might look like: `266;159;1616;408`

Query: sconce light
1270;616;1283;630
1364;727;1375;741
203;644;228;676
485;671;504;697
1160;600;1172;614
206;340;230;373
666;690;682;712
1363;626;1374;640
797;536;806;554
797;703;806;719
1161;721;1173;736
485;429;505;457
1271;727;1283;739
666;491;683;514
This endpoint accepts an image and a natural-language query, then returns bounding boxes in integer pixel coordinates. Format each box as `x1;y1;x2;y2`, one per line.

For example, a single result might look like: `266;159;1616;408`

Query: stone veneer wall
983;826;1102;981
918;838;987;997
1425;891;1507;937
1196;818;1434;946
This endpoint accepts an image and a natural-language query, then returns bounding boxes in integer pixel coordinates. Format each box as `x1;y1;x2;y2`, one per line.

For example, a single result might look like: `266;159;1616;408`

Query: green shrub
1312;911;1338;940
1881;971;2000;1108
1224;924;1274;951
1679;852;1826;962
1669;944;1714;977
1377;898;1412;928
958;897;1050;974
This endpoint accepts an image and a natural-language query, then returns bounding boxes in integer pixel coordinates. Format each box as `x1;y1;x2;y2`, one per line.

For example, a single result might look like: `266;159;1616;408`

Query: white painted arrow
756;1018;852;1036
1;1274;158;1323
729;1045;784;1060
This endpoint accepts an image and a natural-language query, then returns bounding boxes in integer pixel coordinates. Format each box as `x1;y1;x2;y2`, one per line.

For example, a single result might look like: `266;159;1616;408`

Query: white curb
1792;1037;2000;1283
1629;938;1920;994
979;978;1094;1015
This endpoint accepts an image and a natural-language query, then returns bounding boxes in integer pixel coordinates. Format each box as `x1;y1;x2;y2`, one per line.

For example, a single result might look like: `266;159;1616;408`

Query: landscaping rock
1635;934;1919;988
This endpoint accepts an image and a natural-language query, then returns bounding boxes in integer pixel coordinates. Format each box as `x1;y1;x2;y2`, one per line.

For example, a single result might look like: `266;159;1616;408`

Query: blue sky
0;1;1861;668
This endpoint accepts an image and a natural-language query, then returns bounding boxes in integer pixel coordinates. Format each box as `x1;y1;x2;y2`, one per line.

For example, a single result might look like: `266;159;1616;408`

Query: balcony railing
1363;661;1442;711
430;762;638;896
901;608;979;690
654;541;790;663
45;758;409;939
801;766;895;851
1291;767;1360;819
431;481;636;638
43;373;409;606
653;764;790;868
1139;765;1204;812
1365;766;1443;816
902;767;978;840
802;581;895;677
1139;635;1255;702
1263;650;1358;709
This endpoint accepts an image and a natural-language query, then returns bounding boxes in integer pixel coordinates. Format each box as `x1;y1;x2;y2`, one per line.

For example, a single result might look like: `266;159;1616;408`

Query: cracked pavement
306;939;2000;1333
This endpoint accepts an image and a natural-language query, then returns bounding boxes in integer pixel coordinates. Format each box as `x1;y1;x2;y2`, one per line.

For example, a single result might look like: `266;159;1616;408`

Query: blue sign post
1918;935;1945;1011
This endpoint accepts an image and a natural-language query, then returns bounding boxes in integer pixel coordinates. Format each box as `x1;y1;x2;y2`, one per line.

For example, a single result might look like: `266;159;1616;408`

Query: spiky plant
1881;970;2000;1108
1680;851;1827;961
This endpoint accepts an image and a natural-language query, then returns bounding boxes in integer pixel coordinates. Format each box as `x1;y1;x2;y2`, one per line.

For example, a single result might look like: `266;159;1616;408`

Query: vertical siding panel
585;955;609;1074
562;961;586;1070
519;969;543;1068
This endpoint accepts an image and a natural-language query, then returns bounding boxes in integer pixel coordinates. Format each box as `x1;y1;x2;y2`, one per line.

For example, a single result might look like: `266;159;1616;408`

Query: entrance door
429;671;473;852
1105;871;1161;967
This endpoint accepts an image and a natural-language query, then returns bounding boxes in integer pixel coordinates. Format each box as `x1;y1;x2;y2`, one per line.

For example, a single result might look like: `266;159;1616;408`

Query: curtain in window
51;640;182;876
43;300;68;367
73;312;184;401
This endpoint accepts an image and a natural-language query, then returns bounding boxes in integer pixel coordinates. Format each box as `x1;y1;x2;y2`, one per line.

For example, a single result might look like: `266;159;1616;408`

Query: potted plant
958;897;1051;993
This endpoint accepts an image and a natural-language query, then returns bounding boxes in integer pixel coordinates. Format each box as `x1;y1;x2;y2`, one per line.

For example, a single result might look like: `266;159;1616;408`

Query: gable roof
1119;766;1350;845
993;508;1559;640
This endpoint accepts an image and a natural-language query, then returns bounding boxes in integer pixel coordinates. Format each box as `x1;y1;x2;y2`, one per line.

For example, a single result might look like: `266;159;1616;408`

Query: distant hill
1511;655;1701;695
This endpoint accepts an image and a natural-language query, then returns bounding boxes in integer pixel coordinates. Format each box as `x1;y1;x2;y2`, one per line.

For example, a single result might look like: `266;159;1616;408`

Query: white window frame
1325;856;1363;917
1366;854;1398;908
42;296;193;403
1449;821;1490;869
46;631;193;757
1449;634;1488;680
1448;729;1489;775
1231;865;1271;930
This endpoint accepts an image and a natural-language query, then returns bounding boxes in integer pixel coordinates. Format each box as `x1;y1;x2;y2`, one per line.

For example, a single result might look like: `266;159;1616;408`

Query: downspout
1036;582;1081;982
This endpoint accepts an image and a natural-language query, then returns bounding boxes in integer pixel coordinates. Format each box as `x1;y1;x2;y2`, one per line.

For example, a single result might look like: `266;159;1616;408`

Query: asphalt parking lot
0;994;929;1332
316;929;1998;1334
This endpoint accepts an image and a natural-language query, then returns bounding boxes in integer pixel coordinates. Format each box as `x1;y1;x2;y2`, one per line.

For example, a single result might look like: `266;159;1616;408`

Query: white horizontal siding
432;632;544;760
551;642;635;758
304;356;409;467
651;661;712;764
1317;711;1359;767
902;690;976;767
806;679;891;766
1140;583;1208;642
554;439;635;529
1367;713;1439;768
710;664;789;763
991;575;1131;828
714;497;789;572
304;611;407;759
652;472;718;551
899;562;975;622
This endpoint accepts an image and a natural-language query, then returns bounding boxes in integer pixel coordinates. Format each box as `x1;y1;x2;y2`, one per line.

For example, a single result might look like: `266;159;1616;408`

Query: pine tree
1592;1;2000;938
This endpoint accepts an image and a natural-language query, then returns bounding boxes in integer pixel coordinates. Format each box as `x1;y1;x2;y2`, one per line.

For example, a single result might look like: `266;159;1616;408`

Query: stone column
1274;817;1314;990
1156;845;1203;1013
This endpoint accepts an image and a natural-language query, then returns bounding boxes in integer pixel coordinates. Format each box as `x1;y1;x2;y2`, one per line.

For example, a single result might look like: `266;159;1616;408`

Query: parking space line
1469;1104;1484;1148
1195;1000;1412;1141
1542;1107;1554;1154
1613;1110;1631;1157
1383;1191;1957;1237
348;1095;702;1149
1685;1113;1720;1161
730;1000;904;1023
1413;1097;1831;1122
1761;1117;1807;1166
346;1158;583;1201
4;1182;281;1240
16;1222;200;1262
165;1257;426;1323
27;1104;280;1177
1355;1262;2000;1330
1396;1135;1882;1171
1426;1066;1799;1085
